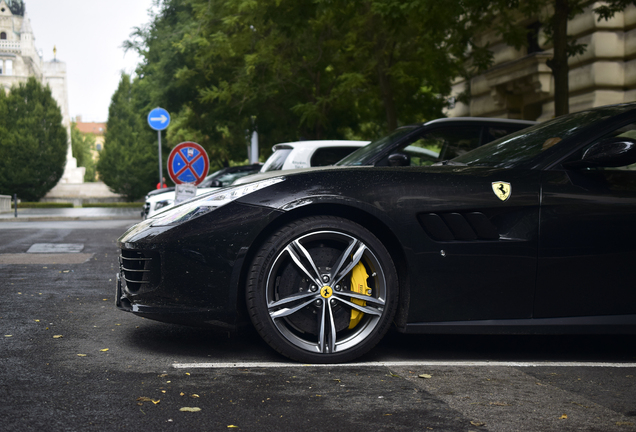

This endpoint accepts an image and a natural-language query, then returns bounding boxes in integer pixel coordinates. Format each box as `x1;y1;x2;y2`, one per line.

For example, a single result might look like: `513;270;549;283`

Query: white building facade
447;4;636;122
0;0;84;183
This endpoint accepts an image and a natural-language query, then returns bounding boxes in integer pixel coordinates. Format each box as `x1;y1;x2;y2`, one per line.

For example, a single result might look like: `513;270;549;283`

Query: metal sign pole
148;107;170;188
158;130;163;187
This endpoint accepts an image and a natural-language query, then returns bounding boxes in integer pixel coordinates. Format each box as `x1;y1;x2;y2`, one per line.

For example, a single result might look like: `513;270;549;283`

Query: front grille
120;250;158;293
418;212;499;241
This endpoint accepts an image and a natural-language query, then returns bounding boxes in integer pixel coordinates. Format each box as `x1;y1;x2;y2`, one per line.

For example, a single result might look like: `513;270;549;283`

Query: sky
26;0;157;122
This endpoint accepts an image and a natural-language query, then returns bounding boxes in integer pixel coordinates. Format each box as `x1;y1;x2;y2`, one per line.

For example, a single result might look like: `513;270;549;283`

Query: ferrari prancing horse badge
492;181;511;201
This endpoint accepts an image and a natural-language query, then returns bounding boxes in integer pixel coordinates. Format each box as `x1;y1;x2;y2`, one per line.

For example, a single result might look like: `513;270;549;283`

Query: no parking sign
167;142;209;185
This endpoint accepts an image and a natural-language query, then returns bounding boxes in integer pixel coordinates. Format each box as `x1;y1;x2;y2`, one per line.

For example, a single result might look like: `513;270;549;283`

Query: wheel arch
234;202;411;329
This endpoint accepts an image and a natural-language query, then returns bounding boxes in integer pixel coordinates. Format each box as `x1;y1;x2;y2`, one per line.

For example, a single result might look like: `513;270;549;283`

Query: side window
386;126;482;166
403;136;443;166
438;127;482;160
310;147;358;166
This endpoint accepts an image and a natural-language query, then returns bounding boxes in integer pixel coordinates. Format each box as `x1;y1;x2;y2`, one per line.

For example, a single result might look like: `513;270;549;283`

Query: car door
406;169;542;323
535;123;636;318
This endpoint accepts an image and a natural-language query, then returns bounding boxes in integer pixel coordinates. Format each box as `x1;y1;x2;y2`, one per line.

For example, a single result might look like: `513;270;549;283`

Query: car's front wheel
246;216;398;363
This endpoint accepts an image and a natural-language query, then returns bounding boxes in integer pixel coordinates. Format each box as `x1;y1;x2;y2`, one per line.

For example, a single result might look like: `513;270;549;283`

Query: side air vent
119;250;159;293
418;212;499;241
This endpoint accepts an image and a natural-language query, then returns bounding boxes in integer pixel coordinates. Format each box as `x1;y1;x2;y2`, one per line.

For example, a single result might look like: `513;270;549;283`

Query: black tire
246;216;398;363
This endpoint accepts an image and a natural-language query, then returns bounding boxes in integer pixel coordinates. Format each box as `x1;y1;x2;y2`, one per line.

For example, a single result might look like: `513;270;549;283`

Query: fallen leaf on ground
418;374;432;379
77;354;87;357
100;348;109;352
179;407;201;412
616;422;634;426
191;394;200;398
5;335;12;337
560;414;568;419
470;421;486;427
53;335;63;339
227;426;238;429
136;397;160;404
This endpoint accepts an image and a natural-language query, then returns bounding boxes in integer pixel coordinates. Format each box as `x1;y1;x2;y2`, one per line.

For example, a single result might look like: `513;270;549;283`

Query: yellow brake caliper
349;262;370;329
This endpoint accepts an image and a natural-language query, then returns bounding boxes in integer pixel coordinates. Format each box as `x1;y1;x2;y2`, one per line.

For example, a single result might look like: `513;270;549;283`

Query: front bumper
115;201;284;329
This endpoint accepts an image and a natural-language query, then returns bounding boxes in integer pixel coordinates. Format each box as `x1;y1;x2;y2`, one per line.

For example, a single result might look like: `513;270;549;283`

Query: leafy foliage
97;74;161;201
119;0;472;166
70;122;97;182
0;78;67;201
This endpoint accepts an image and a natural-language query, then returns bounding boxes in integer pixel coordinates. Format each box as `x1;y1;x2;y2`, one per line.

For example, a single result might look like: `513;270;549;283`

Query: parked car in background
118;103;636;364
142;164;262;219
230;140;370;186
260;140;370;172
234;118;535;185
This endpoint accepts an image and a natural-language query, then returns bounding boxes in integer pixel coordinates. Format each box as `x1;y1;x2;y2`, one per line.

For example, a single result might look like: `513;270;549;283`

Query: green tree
97;74;158;201
70;122;97;182
125;0;471;163
0;77;67;201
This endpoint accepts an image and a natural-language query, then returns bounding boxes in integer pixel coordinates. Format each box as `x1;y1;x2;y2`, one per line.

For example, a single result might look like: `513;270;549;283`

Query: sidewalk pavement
0;207;143;222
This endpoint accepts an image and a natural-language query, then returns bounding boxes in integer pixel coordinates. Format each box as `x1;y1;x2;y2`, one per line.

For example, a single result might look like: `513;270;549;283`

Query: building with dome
0;0;84;184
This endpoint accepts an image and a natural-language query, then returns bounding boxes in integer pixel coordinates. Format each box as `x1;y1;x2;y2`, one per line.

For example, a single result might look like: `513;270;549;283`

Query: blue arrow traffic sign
147;107;170;131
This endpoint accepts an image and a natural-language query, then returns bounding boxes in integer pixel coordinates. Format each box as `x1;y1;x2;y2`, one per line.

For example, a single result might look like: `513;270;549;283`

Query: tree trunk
550;0;570;117
376;54;398;131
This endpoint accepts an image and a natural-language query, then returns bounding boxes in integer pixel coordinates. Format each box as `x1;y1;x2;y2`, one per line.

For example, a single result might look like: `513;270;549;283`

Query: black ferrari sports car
117;103;636;363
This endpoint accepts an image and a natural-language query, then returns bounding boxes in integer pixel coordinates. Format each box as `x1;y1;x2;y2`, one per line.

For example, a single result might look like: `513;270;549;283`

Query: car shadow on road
122;320;287;362
121;320;636;364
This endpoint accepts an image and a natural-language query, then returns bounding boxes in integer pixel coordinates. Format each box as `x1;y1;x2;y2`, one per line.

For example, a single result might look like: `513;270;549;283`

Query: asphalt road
1;219;635;431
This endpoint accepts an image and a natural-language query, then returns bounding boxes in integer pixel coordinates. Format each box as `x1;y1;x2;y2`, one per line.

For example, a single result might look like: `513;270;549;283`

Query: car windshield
452;105;635;168
261;148;292;172
198;169;225;187
335;126;420;166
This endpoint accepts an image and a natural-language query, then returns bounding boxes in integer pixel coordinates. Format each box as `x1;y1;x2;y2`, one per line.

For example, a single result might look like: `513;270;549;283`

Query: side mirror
564;136;636;169
211;180;223;187
388;153;410;167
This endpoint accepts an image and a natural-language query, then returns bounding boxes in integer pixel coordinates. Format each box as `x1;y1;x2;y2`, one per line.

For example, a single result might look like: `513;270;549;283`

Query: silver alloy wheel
265;230;387;355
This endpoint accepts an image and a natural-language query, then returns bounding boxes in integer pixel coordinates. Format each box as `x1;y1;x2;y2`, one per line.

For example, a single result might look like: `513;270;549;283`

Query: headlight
151;177;285;226
154;199;174;211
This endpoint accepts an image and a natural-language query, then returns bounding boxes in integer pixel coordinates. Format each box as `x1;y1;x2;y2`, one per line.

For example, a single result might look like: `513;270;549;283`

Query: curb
0;216;142;223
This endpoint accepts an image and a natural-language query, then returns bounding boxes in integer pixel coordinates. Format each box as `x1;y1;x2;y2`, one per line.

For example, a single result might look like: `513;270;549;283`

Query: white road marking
172;360;636;369
27;243;84;253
